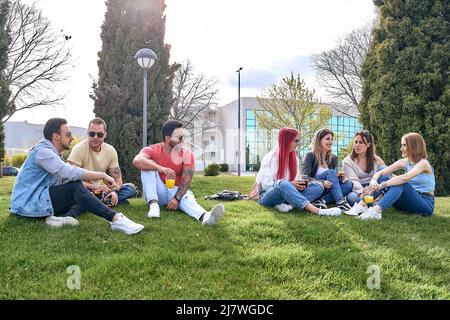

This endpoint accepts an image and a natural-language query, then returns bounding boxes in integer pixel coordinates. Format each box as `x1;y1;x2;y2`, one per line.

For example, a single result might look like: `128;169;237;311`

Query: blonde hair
403;132;428;163
312;128;334;166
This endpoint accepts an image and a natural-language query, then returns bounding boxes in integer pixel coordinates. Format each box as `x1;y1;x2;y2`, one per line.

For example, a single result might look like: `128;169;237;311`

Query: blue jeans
377;180;435;216
347;165;387;206
315;170;350;204
259;179;324;210
117;183;137;204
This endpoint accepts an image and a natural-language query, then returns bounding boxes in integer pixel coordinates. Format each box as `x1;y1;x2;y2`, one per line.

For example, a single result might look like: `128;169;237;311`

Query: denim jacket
9;139;84;217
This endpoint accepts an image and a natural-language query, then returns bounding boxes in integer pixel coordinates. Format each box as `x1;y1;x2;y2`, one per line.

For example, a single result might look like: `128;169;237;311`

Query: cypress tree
360;0;450;195
91;0;176;185
0;0;11;164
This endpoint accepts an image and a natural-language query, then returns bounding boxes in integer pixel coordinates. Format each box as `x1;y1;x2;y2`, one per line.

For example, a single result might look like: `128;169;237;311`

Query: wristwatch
175;193;182;201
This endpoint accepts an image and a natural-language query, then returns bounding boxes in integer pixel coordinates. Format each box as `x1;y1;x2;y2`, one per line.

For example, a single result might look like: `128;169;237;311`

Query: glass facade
244;109;362;171
329;116;362;159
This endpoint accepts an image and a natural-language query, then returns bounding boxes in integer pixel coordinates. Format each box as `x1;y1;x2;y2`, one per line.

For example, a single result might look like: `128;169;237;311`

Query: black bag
204;190;249;201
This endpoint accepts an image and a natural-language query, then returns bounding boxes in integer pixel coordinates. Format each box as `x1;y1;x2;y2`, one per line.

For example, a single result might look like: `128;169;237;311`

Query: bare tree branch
1;0;71;124
312;23;372;118
171;59;219;128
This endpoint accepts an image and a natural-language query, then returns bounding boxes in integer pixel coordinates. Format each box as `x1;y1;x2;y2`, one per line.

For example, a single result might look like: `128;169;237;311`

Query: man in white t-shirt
67;118;136;217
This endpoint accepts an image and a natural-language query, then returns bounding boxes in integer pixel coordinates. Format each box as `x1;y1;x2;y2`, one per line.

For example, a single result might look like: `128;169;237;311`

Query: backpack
204;190;249;201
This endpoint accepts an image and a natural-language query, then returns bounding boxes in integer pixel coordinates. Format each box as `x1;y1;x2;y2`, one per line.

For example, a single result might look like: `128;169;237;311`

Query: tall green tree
360;0;450;195
91;0;176;185
256;73;332;162
0;0;11;164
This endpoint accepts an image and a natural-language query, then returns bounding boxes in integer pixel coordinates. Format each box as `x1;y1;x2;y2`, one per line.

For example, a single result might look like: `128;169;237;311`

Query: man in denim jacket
9;118;144;235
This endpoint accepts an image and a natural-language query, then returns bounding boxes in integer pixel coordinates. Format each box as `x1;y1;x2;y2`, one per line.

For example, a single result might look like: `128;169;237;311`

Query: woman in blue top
356;132;435;220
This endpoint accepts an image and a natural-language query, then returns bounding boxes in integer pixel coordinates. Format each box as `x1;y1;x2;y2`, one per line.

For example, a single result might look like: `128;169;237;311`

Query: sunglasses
172;135;183;141
88;131;105;138
295;139;300;144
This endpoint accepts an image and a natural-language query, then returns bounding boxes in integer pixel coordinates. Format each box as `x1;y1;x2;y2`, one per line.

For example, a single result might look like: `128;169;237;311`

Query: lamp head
134;48;157;69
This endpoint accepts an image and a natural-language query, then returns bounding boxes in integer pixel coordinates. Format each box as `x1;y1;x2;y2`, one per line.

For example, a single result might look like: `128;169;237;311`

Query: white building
187;97;362;172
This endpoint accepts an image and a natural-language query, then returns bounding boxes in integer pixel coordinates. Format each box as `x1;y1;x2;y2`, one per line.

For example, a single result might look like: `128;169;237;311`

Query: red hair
277;127;298;181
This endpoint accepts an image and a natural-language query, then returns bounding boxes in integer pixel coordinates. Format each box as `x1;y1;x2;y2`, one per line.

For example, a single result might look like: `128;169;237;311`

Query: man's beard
169;141;181;149
62;143;71;150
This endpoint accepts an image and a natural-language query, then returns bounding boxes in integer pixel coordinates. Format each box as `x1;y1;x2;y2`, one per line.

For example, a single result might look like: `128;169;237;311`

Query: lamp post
134;48;157;148
236;67;243;176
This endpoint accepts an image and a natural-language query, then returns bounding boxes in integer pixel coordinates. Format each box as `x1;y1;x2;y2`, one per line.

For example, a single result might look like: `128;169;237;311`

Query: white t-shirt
256;149;300;191
315;165;328;178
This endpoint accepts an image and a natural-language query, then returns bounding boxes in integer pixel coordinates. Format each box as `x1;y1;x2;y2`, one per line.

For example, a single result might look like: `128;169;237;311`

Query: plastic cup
364;195;374;205
299;175;309;187
165;178;175;189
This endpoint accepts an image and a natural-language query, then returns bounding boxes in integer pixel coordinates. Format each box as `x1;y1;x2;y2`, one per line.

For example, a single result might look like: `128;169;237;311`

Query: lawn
0;175;449;299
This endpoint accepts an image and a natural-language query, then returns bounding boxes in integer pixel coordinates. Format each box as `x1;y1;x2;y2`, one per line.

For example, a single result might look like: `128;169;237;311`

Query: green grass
0;175;449;299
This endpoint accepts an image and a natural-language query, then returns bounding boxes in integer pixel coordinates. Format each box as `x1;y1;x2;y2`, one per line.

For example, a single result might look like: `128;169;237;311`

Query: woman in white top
343;130;385;206
256;127;341;216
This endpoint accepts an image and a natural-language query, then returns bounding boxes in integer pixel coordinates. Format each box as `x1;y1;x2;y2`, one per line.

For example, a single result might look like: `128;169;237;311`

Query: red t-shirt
139;143;195;186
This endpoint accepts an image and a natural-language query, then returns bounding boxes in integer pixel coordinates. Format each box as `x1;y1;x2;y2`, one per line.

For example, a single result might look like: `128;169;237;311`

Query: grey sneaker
147;202;160;218
202;203;225;225
345;203;367;216
45;215;79;227
357;207;382;220
111;213;144;234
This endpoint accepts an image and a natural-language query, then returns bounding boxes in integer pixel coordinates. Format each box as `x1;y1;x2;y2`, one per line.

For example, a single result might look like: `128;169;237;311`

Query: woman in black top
302;128;352;211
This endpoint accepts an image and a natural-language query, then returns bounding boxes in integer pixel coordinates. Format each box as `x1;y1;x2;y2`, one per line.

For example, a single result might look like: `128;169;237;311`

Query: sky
11;0;376;128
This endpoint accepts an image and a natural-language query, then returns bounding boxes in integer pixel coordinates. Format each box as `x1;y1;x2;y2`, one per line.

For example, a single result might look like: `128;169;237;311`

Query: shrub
204;163;221;176
12;154;28;168
219;163;229;172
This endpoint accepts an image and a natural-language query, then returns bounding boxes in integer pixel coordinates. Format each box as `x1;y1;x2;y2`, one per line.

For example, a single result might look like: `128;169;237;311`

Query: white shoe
147;202;160;218
357;207;382;220
111;213;144;234
45;215;79;227
345;203;367;216
275;203;293;213
319;207;341;217
202;203;225;225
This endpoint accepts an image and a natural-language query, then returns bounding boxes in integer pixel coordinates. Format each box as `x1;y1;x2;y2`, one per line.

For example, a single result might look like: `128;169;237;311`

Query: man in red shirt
133;120;225;225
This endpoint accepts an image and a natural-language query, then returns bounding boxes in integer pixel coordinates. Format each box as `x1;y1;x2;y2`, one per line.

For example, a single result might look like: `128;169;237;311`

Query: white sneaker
357;207;382;220
275;203;293;213
202;203;225;225
147;202;160;218
45;215;79;227
345;203;368;216
111;213;144;234
318;207;341;217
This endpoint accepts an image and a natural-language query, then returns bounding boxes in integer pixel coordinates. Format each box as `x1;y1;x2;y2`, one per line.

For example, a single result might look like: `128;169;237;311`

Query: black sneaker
312;199;328;209
337;200;352;211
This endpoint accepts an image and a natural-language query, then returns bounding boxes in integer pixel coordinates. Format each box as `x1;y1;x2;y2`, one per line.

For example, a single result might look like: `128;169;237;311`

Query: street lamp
236;67;243;176
134;48;157;147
